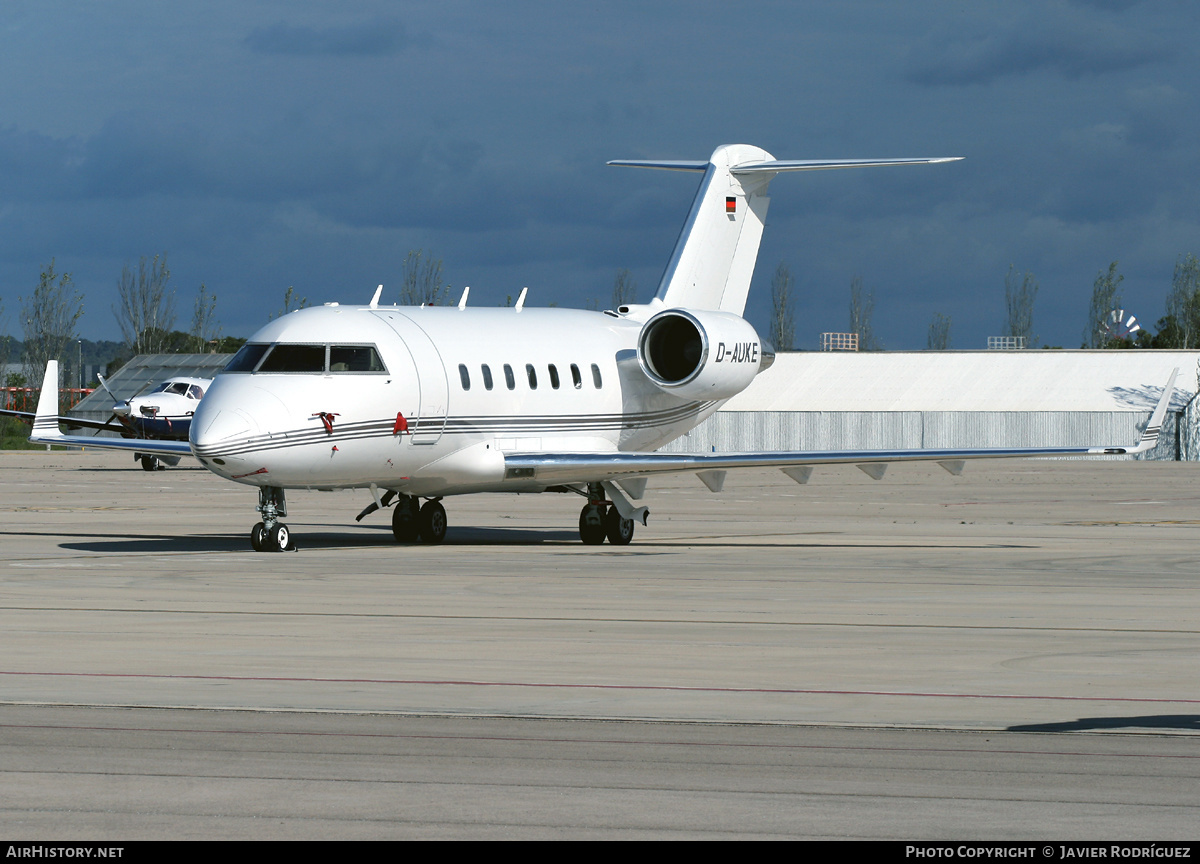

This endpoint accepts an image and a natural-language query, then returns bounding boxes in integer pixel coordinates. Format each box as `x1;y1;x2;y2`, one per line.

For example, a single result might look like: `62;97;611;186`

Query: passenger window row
458;362;602;392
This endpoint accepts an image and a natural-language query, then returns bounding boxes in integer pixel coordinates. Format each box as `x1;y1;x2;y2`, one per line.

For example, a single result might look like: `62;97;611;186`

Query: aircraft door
371;311;448;445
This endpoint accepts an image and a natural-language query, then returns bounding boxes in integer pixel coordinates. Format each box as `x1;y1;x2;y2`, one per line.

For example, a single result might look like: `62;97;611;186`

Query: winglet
31;361;63;442
1124;368;1178;455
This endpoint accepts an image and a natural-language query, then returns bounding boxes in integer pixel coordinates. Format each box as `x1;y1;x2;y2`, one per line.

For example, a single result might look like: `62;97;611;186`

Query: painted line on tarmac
1;669;1197;705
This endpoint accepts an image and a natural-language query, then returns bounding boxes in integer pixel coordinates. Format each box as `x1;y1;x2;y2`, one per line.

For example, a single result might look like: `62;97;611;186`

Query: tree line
767;253;1200;352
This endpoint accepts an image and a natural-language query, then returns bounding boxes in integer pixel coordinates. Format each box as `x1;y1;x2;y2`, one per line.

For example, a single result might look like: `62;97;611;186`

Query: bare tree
927;313;951;350
190;283;221;351
0;296;11;393
769;262;795;350
1084;261;1124;348
1166;253;1200;349
114;254;175;355
270;286;309;320
1005;265;1038;347
20;259;84;399
849;276;880;350
612;269;637;309
400;249;448;306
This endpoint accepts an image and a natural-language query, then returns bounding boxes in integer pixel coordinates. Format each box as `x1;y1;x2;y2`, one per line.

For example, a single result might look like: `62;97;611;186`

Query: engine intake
637;308;766;400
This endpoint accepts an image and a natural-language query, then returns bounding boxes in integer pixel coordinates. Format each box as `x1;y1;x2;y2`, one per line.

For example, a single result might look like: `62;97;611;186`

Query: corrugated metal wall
658;410;1182;460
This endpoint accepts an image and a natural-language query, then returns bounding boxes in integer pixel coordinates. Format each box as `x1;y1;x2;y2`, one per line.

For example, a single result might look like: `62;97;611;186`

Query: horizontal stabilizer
608;156;963;175
730;157;962;175
605;159;708;172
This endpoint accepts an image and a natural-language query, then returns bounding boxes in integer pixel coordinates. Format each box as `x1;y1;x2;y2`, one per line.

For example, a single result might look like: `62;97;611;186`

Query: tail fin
31;360;63;442
609;145;962;316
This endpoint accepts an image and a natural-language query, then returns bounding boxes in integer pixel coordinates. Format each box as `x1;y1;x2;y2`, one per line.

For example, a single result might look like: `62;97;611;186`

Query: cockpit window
328;345;386;373
257;344;326;373
188;385;205;399
166;382;190;396
226;342;387;374
224;343;270;373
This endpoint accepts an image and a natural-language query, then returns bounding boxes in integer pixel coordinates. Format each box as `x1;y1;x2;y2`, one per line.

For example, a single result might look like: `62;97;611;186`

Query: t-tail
608;145;962;316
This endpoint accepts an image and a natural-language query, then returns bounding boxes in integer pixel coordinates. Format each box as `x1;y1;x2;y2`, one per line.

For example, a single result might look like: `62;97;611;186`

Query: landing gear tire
419;500;447;545
604;507;635;545
269;523;290;552
579;504;607;545
392;497;419;543
139;455;159;472
250;521;268;552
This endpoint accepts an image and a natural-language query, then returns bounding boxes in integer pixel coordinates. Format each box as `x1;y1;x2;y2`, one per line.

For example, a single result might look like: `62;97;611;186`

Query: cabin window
329;345;386;373
482;364;493;391
591;363;603;388
548;364;560;389
503;364;515;390
526;364;538;389
458;364;470;390
257;344;326;373
570;364;582;389
224;343;270;373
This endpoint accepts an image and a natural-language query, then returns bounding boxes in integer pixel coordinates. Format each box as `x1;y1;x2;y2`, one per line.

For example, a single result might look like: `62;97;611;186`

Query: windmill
1102;309;1142;343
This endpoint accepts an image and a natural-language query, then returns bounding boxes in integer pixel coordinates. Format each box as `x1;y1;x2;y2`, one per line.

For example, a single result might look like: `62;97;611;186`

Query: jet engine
636;308;773;401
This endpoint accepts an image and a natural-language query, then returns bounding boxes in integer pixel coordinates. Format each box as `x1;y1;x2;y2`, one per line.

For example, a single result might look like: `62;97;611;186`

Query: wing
1;406;125;434
27;361;194;458
505;369;1177;486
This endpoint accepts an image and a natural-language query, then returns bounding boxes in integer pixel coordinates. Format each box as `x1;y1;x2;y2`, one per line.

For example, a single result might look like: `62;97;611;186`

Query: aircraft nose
190;408;253;454
112;403;130;417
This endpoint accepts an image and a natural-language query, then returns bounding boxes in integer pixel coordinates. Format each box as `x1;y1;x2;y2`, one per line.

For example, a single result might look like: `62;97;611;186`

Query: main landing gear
391;494;447;545
578;482;634;546
250;486;294;552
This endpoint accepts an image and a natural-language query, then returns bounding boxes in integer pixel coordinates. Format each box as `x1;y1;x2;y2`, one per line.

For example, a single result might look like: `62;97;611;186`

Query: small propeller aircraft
5;372;210;470
101;373;211;470
28;143;1177;551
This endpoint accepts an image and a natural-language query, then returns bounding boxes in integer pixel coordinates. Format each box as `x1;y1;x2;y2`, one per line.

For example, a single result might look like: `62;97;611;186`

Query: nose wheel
250;486;294;551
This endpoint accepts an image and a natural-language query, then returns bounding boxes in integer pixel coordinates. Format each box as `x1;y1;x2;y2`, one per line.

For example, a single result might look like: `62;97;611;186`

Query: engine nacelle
637;308;771;401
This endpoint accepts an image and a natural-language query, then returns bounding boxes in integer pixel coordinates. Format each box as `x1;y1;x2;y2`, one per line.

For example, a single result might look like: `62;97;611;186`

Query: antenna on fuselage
458;286;470;310
515;287;528;311
369;284;383;309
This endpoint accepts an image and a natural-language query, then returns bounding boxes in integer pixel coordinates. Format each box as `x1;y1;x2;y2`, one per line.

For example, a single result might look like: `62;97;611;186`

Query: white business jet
31;144;1176;551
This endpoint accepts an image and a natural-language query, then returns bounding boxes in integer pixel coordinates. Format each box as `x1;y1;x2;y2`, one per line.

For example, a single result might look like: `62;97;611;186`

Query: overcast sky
1;0;1196;349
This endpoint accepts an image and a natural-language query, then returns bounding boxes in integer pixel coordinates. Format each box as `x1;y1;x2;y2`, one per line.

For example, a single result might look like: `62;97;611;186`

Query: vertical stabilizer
654;144;774;316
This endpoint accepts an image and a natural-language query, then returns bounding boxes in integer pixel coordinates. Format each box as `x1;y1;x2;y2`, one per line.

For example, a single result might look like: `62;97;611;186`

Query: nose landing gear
250;486;293;552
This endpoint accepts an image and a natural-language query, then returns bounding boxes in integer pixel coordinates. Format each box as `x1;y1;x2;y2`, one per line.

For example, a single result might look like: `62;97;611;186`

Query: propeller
103;375;157;431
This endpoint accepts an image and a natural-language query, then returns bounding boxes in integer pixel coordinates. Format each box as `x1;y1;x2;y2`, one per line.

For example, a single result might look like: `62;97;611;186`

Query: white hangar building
659;351;1200;461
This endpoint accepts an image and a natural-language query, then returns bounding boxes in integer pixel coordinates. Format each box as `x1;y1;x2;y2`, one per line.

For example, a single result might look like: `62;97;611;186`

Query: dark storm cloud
0;126;82;200
0;114;607;240
244;18;406;56
907;19;1166;85
1070;0;1146;10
